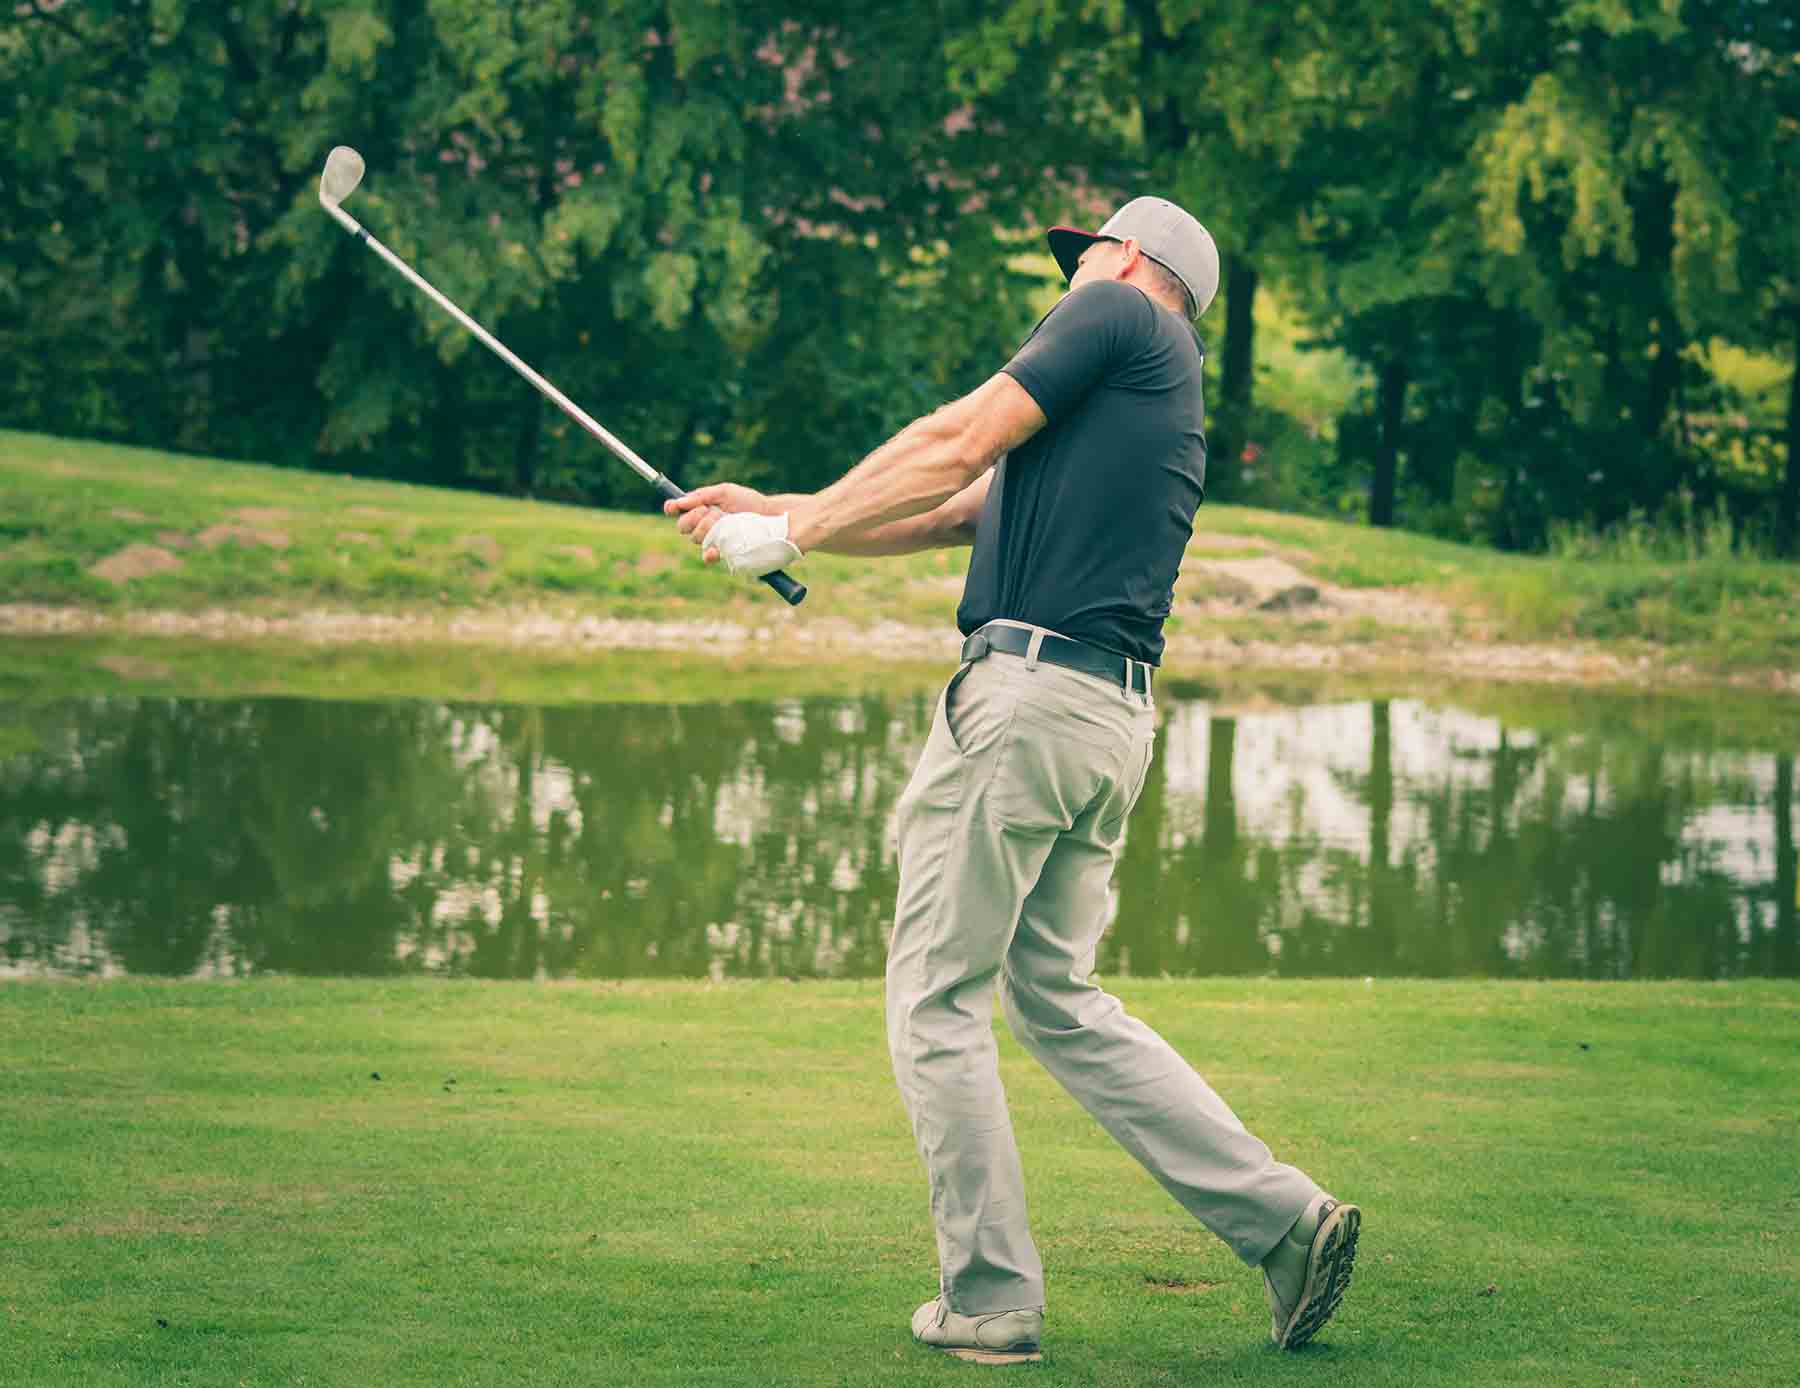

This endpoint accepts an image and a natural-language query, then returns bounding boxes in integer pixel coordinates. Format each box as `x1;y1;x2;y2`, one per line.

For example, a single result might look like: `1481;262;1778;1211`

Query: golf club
317;145;806;607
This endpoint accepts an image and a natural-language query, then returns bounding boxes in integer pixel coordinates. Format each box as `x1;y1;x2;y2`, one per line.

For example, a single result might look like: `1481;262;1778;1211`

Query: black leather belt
961;623;1153;696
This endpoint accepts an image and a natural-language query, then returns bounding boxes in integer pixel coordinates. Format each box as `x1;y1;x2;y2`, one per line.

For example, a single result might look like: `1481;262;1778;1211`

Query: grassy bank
3;978;1796;1386
0;631;955;707
4;428;1799;681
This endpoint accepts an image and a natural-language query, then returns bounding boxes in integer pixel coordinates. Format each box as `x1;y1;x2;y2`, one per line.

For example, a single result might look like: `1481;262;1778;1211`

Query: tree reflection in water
2;690;1794;979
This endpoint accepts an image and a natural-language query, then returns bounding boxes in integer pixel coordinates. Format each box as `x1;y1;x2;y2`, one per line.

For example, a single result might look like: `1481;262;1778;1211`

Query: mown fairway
3;979;1795;1386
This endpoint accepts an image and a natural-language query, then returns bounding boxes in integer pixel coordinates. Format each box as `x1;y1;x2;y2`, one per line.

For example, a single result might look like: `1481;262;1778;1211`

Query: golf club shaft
322;203;806;607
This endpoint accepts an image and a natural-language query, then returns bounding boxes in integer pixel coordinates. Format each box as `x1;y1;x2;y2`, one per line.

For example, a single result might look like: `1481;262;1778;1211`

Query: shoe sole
935;1346;1043;1365
1274;1201;1360;1351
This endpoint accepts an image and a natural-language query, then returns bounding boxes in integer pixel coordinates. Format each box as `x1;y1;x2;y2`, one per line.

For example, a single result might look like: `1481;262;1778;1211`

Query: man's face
1069;238;1130;292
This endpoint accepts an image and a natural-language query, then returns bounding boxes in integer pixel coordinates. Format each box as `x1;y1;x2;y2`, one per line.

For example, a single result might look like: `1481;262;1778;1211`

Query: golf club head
319;146;366;208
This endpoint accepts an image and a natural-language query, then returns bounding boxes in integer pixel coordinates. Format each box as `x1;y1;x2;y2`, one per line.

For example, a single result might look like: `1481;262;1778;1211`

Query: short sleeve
1000;281;1149;424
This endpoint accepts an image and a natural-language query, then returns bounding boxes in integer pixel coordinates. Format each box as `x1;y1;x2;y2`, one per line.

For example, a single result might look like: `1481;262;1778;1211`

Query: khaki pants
887;624;1319;1314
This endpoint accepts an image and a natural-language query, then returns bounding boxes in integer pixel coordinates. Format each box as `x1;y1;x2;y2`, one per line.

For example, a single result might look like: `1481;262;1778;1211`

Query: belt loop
1122;658;1136;705
1024;628;1045;672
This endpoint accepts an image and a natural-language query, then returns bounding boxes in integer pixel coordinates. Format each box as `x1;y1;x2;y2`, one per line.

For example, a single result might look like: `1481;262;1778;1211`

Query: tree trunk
513;392;542;497
430;358;466;489
1366;700;1394;959
1372;355;1408;528
1221;256;1258;417
1112;728;1167;972
1647;316;1683;445
1208;256;1258;495
1772;755;1795;977
1204;716;1237;852
1126;0;1188;153
1369;701;1392;872
1780;316;1800;558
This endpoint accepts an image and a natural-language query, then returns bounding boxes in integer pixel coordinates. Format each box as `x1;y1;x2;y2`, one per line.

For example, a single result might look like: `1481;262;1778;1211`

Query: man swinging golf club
667;196;1359;1364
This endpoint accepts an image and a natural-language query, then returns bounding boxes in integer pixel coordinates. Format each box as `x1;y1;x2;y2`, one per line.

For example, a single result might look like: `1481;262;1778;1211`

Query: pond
2;658;1796;980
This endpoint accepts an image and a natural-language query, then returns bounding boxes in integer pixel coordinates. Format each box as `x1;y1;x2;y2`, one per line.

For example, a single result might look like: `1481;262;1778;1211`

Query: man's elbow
944;512;979;547
948;431;1003;487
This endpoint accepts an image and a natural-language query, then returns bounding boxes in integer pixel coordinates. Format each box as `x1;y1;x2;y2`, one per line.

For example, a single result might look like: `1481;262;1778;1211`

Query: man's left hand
702;511;803;578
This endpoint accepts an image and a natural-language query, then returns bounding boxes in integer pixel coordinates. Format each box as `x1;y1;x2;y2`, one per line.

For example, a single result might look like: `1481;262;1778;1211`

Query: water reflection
2;687;1794;980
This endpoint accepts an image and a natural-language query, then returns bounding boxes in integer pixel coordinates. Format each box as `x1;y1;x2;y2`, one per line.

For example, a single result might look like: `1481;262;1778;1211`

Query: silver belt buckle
965;631;990;661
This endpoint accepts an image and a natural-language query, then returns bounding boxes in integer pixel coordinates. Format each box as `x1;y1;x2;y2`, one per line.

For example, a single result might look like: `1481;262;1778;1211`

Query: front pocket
943;662;1016;760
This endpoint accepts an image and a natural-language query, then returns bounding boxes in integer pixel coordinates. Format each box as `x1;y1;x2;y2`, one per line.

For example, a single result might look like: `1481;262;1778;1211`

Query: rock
1258;584;1322;612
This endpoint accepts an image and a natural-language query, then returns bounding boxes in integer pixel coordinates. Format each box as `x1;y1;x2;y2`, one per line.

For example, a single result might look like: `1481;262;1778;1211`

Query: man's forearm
756;493;967;556
786;408;987;554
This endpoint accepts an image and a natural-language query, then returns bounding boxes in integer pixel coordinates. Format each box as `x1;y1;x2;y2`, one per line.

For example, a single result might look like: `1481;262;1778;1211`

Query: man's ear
1114;236;1143;278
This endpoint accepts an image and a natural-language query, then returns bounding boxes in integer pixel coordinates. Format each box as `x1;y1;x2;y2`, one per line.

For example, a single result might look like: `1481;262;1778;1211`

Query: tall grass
1547;491;1760;564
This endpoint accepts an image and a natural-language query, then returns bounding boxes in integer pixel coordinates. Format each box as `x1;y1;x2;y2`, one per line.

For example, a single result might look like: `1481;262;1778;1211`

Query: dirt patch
1182;554;1448;630
1145;1276;1222;1294
459;534;503;568
197;523;290;551
96;654;174;681
109;508;153;523
336;531;377;546
154;531;193;550
555;544;598;566
3;603;1796;694
1188;532;1270;553
233;507;291;526
1205;555;1319;594
87;545;185;583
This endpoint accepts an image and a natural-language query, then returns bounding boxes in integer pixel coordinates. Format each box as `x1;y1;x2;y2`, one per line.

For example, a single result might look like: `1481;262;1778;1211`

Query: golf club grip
652;477;808;607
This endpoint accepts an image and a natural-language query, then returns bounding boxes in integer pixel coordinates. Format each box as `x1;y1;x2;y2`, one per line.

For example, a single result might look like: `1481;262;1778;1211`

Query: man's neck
1120;273;1186;318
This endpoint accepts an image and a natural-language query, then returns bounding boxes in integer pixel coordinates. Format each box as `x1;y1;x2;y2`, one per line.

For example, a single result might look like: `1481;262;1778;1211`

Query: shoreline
5;601;1795;694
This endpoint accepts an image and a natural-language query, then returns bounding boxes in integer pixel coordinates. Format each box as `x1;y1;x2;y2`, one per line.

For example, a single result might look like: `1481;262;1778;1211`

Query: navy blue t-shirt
957;280;1207;666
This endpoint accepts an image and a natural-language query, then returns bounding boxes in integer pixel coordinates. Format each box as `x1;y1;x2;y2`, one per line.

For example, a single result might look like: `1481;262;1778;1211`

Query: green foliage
0;0;1794;555
0;0;1053;508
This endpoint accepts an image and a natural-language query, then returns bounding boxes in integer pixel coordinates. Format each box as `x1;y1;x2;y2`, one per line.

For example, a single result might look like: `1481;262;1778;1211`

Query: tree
1466;0;1790;536
0;1;1063;503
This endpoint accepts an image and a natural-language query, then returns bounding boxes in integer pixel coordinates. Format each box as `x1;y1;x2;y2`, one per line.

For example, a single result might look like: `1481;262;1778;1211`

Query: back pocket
986;709;1115;833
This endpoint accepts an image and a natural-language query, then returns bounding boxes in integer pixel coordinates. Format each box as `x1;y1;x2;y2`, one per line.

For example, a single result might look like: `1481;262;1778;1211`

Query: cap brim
1046;226;1109;284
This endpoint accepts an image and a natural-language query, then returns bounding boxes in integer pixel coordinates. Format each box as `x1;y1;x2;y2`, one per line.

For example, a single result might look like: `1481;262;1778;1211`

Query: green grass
0;632;953;707
5;428;1800;680
2;978;1795;1386
0;428;966;630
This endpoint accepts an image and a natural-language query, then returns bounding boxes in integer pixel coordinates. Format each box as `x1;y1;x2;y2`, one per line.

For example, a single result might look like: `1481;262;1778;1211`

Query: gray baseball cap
1047;196;1220;320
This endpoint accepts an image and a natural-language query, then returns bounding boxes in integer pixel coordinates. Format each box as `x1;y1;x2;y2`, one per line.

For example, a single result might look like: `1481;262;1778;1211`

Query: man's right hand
665;481;770;526
664;483;776;561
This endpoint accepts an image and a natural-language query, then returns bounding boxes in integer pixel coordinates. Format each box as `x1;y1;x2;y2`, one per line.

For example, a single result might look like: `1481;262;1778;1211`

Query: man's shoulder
1030;280;1157;353
1057;279;1153;320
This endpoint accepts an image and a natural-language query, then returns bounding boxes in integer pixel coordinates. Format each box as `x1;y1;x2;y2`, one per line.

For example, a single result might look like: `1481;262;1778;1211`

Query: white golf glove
706;511;803;578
